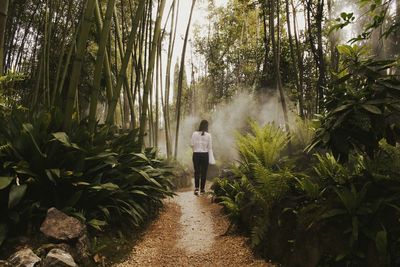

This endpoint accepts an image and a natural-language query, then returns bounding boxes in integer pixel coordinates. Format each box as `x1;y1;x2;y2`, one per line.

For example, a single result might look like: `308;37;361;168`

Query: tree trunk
285;0;304;118
261;6;270;89
306;0;325;113
0;0;9;75
275;0;290;135
291;0;305;116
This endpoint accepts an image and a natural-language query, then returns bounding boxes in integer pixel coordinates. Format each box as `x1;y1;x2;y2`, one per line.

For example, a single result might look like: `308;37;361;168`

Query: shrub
213;122;297;247
0;107;173;246
213;119;400;266
307;45;400;162
297;149;400;266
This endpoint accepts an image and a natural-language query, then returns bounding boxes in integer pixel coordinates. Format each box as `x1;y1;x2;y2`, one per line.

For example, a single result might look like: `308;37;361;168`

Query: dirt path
113;190;274;267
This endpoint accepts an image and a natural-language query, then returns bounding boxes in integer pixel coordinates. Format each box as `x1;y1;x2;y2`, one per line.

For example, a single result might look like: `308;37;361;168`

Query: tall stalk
51;0;73;107
174;0;196;159
291;0;305;115
164;0;179;158
0;0;9;75
106;0;146;124
285;0;304;118
44;0;51;106
63;0;96;131
88;0;116;133
138;0;166;147
275;0;290;136
93;3;114;104
113;8;135;128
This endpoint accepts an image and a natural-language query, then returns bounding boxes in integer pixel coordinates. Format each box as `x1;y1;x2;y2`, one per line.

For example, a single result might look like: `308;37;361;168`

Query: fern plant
214;121;296;247
236;121;290;172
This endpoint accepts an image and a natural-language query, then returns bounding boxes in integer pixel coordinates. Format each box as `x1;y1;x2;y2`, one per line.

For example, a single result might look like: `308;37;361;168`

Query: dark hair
198;120;208;136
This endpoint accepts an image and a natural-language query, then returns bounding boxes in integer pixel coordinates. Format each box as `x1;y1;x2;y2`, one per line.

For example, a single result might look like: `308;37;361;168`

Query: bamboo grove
0;0;198;158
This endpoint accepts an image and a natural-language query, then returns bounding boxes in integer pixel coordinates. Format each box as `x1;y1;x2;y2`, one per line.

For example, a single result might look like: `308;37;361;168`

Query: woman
190;120;215;195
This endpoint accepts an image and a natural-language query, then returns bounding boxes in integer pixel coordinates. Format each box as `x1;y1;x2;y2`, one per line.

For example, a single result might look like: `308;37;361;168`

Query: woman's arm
208;134;216;164
190;132;195;148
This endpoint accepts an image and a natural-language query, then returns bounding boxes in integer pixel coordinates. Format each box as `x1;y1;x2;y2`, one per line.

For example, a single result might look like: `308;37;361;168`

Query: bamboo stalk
0;0;10;75
106;0;146;124
63;0;97;131
51;0;74;107
164;0;179;158
174;0;196;159
89;0;116;133
112;8;136;127
93;2;114;104
138;0;166;148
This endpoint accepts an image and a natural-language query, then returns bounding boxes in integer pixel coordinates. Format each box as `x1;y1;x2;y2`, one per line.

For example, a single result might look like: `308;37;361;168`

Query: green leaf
132;153;150;163
131;190;148;196
52;132;81;150
375;230;387;257
13;161;36;176
352;216;359;241
85;152;117;161
22;123;46;158
91;182;120;191
8;184;27;209
321;208;347;219
331;104;353;114
0;176;13;190
0;223;8;246
378;81;400;90
133;168;162;187
45;169;60;184
361;104;382;114
337;45;352;56
73;181;90;186
65;191;83;207
335;253;346;261
88;219;108;231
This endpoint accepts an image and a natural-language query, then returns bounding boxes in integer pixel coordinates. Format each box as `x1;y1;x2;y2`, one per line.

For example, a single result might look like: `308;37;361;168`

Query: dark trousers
193;152;209;191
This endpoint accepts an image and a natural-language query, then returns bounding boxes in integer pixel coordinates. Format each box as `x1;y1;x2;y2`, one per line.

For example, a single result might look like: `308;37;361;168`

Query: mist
159;90;296;167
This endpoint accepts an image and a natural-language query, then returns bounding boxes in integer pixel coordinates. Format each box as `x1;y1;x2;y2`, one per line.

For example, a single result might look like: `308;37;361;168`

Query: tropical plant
214;121;297;246
308;45;400;161
298;151;400;266
0;107;173;247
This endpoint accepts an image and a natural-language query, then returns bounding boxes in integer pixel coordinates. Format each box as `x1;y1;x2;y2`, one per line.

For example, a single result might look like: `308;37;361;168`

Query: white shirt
190;131;216;164
191;131;212;152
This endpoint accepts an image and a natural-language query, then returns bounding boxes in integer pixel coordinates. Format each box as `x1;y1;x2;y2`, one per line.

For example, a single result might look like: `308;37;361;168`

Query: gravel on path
112;190;274;267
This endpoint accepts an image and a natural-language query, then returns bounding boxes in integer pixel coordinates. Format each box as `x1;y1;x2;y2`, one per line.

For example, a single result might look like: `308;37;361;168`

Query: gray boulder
40;208;85;241
42;248;78;267
7;248;41;267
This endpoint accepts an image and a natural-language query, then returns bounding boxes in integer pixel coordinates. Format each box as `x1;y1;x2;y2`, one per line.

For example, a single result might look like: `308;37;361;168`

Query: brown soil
112;189;274;267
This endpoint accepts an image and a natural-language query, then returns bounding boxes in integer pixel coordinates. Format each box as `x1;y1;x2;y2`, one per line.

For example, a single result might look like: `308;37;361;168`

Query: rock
40;208;85;241
7;248;41;267
36;243;72;258
74;234;91;265
0;260;12;267
42;248;77;267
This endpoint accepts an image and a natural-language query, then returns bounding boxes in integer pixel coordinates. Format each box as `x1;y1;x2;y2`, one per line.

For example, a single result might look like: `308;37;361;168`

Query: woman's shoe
200;190;205;195
194;188;199;195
